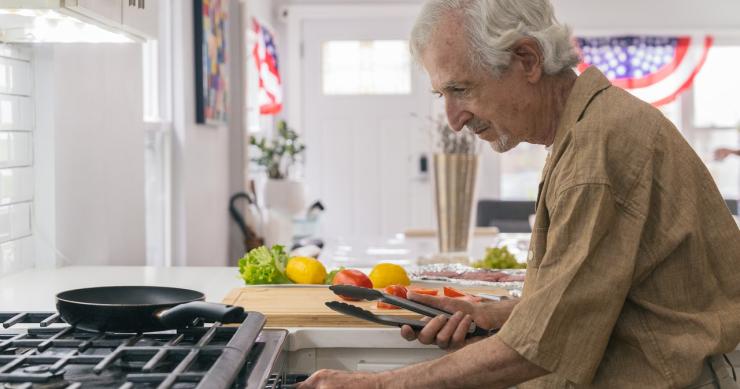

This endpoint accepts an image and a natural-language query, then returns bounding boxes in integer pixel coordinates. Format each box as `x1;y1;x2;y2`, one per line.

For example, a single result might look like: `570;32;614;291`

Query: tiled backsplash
0;132;33;168
0;202;31;241
0;95;33;131
0;167;33;205
0;44;33;277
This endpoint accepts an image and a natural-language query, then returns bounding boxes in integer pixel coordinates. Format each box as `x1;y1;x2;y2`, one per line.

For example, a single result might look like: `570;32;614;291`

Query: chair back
476;200;535;232
725;199;738;215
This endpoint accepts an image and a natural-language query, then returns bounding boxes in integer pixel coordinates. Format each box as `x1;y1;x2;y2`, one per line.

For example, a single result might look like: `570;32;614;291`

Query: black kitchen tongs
326;285;497;338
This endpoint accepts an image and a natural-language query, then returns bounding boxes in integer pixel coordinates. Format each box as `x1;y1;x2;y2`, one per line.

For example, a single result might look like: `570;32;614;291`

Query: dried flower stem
411;113;479;155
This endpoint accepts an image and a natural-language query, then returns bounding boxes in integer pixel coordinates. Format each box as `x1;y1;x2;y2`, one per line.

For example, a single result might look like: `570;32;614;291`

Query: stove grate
0;311;274;389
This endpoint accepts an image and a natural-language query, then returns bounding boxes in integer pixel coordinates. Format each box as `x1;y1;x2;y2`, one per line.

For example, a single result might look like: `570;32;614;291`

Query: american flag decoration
576;36;713;106
251;18;283;115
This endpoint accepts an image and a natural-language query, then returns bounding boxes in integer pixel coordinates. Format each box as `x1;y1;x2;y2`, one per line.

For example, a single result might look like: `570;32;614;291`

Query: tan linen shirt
496;67;740;388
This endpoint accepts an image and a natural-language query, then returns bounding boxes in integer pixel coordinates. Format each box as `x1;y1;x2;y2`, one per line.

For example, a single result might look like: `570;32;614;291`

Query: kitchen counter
2;266;737;372
1;266;446;373
0;266;440;351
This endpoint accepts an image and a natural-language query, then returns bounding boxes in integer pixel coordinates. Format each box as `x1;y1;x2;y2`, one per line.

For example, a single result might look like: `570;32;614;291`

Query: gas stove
0;312;306;388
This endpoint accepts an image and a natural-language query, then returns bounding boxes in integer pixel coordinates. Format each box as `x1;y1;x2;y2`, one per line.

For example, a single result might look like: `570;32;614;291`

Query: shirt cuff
496;320;560;376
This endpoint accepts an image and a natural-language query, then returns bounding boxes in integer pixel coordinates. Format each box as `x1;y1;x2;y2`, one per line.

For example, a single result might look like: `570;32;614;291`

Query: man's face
420;13;536;153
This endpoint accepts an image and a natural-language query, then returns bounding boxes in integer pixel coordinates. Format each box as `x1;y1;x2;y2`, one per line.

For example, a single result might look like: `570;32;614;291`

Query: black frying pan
56;286;245;333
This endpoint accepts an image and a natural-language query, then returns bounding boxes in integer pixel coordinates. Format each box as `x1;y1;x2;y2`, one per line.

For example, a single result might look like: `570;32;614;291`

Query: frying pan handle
158;302;246;328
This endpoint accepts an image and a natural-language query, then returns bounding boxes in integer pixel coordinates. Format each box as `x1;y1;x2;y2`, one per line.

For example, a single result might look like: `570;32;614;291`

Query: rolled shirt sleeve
496;183;646;384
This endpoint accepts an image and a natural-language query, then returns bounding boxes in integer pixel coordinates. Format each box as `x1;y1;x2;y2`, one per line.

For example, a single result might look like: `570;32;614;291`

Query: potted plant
250;120;307;216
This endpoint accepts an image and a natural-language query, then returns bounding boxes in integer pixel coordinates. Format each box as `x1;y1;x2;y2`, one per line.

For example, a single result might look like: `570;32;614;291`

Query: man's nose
445;99;471;132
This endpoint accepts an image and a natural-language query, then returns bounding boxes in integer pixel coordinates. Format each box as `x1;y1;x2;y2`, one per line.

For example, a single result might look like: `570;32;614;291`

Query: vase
432;153;479;258
263;179;307;217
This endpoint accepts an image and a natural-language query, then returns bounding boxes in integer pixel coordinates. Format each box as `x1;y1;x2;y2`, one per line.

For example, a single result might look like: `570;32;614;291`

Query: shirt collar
550;66;612;152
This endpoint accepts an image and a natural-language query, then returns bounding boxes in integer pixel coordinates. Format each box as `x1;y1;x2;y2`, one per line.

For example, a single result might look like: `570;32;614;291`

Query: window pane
322;40;411;95
500;143;548;200
693;46;740;128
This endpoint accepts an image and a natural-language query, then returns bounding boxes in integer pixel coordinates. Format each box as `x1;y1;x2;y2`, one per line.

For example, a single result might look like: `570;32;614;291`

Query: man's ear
511;37;543;83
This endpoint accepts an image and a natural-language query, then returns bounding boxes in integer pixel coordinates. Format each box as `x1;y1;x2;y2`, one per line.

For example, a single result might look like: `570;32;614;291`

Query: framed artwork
194;0;228;125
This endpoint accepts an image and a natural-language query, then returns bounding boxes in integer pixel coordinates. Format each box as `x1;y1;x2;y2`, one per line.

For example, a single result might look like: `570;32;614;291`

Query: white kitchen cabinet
62;0;158;40
122;0;159;39
63;0;123;26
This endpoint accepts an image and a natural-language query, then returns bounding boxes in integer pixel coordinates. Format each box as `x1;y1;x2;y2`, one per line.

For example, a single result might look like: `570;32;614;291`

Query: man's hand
714;147;740;161
399;291;517;350
297;369;381;389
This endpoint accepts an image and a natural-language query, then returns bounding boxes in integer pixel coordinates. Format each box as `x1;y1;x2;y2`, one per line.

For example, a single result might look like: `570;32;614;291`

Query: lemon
368;263;410;288
286;256;327;284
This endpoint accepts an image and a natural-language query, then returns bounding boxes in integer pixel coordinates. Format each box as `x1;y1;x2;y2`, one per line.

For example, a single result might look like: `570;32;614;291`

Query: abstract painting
194;0;228;125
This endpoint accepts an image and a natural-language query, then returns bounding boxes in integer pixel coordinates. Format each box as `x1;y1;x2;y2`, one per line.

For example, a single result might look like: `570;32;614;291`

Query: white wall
246;0;276;26
34;44;147;266
171;0;247;266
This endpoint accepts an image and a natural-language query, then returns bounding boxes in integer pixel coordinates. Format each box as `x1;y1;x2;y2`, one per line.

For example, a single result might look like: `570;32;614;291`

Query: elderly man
299;0;740;387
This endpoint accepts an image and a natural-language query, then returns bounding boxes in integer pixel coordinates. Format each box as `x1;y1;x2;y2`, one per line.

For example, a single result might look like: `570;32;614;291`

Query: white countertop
318;232;531;268
0;265;435;351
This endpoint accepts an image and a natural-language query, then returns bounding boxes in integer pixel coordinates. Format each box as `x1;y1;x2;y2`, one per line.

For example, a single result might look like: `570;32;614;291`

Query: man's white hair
410;0;580;76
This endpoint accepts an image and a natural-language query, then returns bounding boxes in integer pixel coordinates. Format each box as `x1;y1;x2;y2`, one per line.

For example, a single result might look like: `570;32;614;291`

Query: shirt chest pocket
528;227;548;268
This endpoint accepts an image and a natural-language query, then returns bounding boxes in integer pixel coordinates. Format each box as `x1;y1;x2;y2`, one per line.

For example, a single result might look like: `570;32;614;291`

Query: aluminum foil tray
409;263;525;298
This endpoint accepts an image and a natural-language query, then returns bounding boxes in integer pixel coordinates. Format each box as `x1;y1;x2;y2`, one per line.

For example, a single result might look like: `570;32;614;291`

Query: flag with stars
576;36;712;106
251;18;282;115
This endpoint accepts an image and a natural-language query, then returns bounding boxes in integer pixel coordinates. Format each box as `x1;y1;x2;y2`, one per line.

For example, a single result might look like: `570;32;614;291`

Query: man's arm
300;335;548;389
381;335;548;388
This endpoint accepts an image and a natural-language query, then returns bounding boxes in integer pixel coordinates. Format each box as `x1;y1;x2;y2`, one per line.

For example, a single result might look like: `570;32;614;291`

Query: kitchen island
5;266;736;376
0;266;446;373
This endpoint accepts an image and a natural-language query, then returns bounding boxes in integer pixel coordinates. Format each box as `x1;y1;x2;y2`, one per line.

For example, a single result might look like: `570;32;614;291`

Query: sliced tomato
377;301;402;309
377;284;408;309
384;284;408;298
443;286;467;298
409;288;438;296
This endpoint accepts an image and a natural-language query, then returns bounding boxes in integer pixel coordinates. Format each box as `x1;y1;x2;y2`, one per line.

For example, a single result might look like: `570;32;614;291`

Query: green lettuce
238;245;292;284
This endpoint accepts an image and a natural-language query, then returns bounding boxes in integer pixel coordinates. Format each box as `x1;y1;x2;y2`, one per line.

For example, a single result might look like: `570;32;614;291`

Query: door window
322;40;411;95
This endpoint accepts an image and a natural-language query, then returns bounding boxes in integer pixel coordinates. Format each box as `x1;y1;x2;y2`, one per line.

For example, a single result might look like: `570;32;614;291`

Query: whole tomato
377;284;408;309
332;269;373;301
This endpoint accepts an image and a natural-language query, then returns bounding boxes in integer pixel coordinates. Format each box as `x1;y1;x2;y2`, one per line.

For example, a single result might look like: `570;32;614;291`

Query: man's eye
452;87;467;95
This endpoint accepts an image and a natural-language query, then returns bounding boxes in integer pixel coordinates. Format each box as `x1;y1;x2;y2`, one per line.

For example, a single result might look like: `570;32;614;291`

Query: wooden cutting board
221;284;510;327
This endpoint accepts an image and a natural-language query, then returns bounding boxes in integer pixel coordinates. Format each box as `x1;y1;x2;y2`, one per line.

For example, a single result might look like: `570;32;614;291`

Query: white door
301;17;435;240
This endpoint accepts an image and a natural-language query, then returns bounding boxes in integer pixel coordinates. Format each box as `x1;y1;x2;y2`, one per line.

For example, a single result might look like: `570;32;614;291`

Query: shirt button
527;250;534;261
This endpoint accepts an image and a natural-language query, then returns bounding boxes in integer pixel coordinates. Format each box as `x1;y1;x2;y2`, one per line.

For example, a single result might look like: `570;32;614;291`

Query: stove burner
0;311;285;389
22;365;50;373
3;384;34;389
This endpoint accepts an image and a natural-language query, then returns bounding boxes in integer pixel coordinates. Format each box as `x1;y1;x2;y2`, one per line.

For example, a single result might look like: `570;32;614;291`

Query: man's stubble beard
489;131;519;153
463;119;519;153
